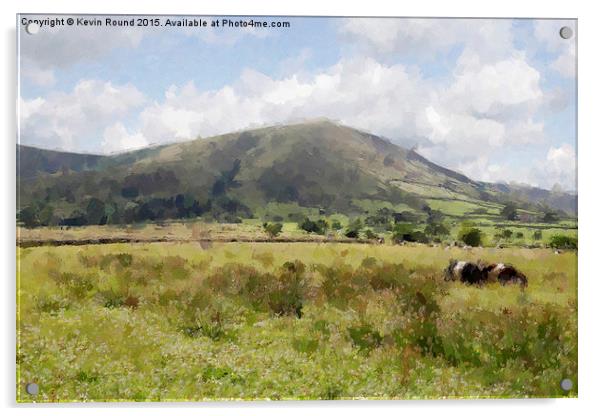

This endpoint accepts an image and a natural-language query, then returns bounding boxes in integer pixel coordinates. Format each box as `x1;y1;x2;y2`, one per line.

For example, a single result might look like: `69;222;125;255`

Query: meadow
17;241;577;401
16;216;577;248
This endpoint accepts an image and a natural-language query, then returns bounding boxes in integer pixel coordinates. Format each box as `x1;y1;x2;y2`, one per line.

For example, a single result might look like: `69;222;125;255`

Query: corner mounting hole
559;26;573;40
25;22;40;35
560;378;573;391
25;382;39;395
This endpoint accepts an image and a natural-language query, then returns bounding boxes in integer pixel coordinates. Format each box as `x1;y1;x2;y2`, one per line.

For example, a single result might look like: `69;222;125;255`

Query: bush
501;229;513;239
299;218;328;235
206;261;308;317
424;222;449;237
406;231;428;243
316;263;359;310
364;229;378;240
543;211;559;223
501;203;518;221
17;206;40;228
348;324;383;352
344;218;363;239
36;294;71;314
181;314;225;340
268;261;307;317
366;263;409;290
292;336;320;355
263;222;283;238
458;227;483;247
391;223;412;244
533;230;543;240
392;223;429;244
549;234;577;249
330;220;343;230
344;229;359;239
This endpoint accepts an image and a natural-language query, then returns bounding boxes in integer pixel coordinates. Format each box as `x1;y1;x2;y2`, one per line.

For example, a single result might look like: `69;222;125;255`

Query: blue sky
18;16;576;190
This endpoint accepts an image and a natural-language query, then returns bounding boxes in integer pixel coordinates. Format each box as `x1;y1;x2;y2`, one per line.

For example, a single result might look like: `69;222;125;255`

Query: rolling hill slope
17;145;107;179
16;120;576;226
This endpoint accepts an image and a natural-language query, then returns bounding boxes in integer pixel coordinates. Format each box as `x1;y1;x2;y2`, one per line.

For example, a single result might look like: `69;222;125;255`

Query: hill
16;120;576;227
17;144;107;179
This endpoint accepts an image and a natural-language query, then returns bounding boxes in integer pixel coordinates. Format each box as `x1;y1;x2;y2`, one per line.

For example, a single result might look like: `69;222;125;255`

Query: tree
344;218;363;239
86;198;107;225
263;222;283;238
345;229;359;239
17;206;40;228
37;204;56;226
121;186;139;198
212;159;242;196
458;226;483;247
472;207;488;215
299;217;328;235
364;229;378;240
501;203;518;221
393;211;421;223
426;209;445;224
365;211;391;227
391;223;428;244
425;222;449;237
543;211;559;223
331;220;343;230
104;202;120;224
549;234;577;249
60;209;88;226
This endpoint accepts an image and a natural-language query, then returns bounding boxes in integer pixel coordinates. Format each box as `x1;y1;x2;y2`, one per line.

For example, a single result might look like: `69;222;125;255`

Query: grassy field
16;217;577;248
17;242;577;401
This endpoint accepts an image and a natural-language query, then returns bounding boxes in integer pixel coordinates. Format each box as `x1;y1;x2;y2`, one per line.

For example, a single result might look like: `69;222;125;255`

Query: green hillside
16;120;576;227
17;144;107;179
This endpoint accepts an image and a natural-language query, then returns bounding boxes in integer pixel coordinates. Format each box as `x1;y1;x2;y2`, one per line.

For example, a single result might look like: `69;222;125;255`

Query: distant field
16;222;329;246
17;242;577;401
17;216;577;250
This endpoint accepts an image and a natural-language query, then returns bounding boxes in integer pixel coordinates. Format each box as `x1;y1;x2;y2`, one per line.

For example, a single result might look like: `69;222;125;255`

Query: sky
18;15;577;191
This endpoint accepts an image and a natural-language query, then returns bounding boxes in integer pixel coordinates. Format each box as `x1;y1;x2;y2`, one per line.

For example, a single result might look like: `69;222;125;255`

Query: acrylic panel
16;14;577;402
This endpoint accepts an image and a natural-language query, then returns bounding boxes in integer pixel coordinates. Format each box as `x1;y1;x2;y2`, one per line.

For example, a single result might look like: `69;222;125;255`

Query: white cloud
18;96;45;121
132;52;547;187
339;18;513;63
19;19;144;69
18;15;274;87
136;58;433;145
415;50;545;171
533;20;576;78
20;51;559;188
20;63;56;87
19;18;145;87
18;18;575;191
547;143;576;168
527;144;576;191
19;80;146;152
544;143;577;188
446;52;543;117
101;123;149;154
484;144;577;191
551;43;576;78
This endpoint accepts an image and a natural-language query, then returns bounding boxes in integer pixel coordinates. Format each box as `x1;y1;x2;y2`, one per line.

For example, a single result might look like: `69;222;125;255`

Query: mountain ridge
16;121;576;226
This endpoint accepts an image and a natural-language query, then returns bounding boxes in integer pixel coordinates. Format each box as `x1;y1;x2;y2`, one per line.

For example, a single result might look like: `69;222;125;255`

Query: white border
3;1;601;415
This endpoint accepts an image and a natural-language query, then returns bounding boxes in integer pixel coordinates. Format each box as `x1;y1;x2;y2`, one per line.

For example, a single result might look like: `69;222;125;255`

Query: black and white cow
444;260;528;287
444;259;488;285
484;263;528;287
